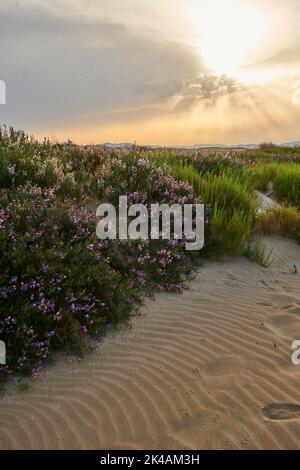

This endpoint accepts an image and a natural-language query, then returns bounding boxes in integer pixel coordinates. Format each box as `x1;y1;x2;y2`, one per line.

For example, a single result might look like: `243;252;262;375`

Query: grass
235;146;300;164
198;172;255;215
210;204;254;255
249;163;279;192
257;206;300;241
149;149;300;254
148;155;257;255
170;163;203;193
274;164;300;209
243;240;273;268
198;173;256;255
17;381;32;393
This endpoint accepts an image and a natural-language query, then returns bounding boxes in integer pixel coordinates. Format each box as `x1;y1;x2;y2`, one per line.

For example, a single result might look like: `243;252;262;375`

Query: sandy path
0;236;300;450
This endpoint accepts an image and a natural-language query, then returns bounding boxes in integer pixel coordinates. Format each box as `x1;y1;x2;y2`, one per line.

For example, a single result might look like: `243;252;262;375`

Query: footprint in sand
263;403;300;421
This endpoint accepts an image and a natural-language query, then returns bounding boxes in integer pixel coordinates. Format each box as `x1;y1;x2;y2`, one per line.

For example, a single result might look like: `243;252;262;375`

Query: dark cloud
0;3;202;128
0;2;241;131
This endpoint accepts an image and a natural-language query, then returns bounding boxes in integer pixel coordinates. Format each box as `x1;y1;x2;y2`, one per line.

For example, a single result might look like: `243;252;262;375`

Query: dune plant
157;162;256;255
243;240;273;268
257;206;300;241
208;204;253;255
190;154;247;179
249;163;278;192
259;142;277;150
274;164;300;209
198;173;255;214
2;126;299;381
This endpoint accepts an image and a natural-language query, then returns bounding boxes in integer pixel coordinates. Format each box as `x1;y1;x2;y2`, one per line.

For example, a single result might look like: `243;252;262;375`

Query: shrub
190;154;247;179
0;129;202;381
0;187;141;377
259;142;277;150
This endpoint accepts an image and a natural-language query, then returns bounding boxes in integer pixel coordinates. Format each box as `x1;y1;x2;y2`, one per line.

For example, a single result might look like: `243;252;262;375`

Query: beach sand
0;236;300;450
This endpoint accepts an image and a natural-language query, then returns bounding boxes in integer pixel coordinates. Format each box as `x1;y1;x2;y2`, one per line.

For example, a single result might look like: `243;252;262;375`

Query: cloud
250;45;300;69
0;1;244;133
0;2;204;129
171;75;241;112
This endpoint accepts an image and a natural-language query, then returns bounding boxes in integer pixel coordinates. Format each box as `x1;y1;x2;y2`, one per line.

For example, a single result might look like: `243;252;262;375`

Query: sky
1;0;300;145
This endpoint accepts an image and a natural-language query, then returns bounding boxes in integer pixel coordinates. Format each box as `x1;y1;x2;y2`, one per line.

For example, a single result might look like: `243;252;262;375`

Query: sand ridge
0;236;300;450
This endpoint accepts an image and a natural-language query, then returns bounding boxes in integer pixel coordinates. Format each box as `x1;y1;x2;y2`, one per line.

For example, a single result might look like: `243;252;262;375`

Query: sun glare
193;0;269;76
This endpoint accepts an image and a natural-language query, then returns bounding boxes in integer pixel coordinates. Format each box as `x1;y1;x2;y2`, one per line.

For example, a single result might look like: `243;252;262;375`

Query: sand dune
0;236;300;450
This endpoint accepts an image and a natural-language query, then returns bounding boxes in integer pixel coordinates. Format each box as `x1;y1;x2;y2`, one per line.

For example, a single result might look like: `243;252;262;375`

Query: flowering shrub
0;128;201;380
0;186;141;378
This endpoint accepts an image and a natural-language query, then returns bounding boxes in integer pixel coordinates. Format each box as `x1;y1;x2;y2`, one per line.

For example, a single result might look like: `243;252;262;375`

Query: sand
254;190;279;213
0;235;300;450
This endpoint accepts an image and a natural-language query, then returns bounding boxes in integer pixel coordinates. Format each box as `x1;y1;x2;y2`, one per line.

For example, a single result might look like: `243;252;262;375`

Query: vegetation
257;206;300;241
274;164;300;209
249;163;278;192
259;141;278;150
243;240;273;268
0;128;200;380
149;156;256;255
1;126;300;381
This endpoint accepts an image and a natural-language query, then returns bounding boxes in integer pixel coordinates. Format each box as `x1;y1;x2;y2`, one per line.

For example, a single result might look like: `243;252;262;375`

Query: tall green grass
249;163;278;191
148;152;300;252
149;155;257;255
274;164;300;209
171;163;203;193
199;173;255;215
189;154;247;179
199;174;256;254
210;203;254;254
146;153;181;170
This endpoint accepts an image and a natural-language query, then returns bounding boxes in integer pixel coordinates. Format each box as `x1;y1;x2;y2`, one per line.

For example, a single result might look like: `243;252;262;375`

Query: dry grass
257;206;300;241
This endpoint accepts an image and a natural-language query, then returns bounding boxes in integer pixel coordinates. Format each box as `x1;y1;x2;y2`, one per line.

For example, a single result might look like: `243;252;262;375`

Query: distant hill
282;141;300;148
97;142;259;149
174;143;259;149
96;141;300;150
99;143;135;149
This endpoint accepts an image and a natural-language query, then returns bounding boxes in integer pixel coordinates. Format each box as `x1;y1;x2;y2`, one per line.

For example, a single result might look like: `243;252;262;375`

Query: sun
192;0;268;76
